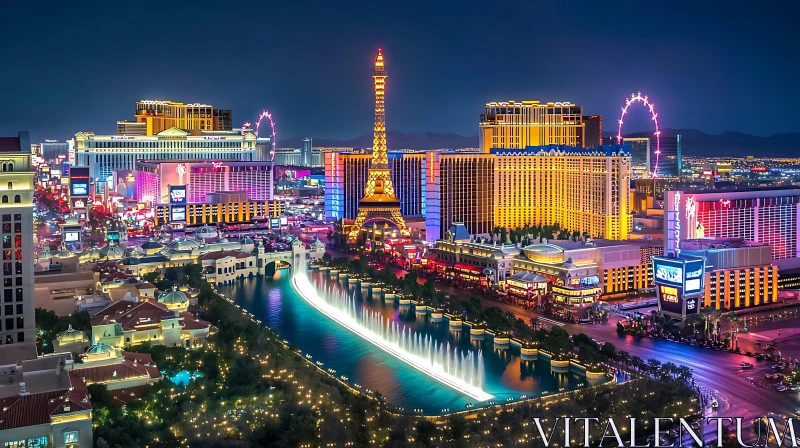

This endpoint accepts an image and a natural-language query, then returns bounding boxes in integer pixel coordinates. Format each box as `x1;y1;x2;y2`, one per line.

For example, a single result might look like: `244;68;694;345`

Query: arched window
1;196;7;204
7;163;12;171
13;195;20;203
7;182;11;190
1;163;6;172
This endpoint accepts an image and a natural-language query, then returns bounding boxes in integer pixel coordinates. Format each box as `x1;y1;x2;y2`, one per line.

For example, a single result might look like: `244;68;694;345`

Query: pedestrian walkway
537;317;565;327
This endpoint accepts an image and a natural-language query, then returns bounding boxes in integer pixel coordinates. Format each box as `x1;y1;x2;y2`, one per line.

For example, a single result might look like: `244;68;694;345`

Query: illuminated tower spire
372;49;388;167
346;49;410;243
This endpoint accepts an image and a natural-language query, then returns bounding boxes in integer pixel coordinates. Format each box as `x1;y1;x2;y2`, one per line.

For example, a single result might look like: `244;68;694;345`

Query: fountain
291;266;492;401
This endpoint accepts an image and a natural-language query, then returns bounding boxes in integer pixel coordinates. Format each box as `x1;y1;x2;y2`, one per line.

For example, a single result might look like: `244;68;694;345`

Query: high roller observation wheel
255;110;276;160
617;92;661;177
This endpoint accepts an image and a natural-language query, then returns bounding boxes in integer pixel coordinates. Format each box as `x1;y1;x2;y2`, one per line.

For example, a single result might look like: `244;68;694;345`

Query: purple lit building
133;160;273;204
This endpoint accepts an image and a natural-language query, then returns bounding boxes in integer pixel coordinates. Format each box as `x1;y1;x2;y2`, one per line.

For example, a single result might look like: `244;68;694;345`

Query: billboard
113;170;137;199
70;166;90;197
270;218;280;229
653;257;684;287
169;185;187;204
64;231;81;242
657;284;683;315
684;258;706;294
685;296;699;315
170;205;186;222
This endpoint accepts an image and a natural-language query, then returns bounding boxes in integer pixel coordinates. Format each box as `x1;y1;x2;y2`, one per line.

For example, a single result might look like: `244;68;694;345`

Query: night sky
1;1;797;143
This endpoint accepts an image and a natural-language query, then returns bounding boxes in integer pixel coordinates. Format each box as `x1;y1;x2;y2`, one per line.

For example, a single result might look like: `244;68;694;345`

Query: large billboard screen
658;284;683;315
170;205;186;222
684;258;706;294
69;167;90;197
653;257;684;287
169;185;187;204
685;296;699;315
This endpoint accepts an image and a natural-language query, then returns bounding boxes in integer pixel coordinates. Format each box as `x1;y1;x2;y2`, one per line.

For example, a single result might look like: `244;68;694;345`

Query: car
690;422;701;430
667;429;679;438
772;364;784;370
741;362;754;368
777;385;788;392
791;384;800;391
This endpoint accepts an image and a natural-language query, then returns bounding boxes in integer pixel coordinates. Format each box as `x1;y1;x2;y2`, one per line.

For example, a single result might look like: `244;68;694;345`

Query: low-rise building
511;238;663;316
198;250;258;286
0;355;93;448
430;223;520;288
90;299;212;350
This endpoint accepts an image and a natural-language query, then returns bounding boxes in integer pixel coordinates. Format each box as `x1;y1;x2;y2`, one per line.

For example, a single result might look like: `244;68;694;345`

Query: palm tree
646;359;662;374
616;350;630;366
630;356;644;371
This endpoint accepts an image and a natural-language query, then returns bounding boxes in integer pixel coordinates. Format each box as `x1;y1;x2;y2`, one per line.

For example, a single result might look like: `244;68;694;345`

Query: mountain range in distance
281;129;800;158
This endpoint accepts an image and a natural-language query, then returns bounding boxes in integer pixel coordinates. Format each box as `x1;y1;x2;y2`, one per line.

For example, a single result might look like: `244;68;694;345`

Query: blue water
167;370;204;387
219;269;606;414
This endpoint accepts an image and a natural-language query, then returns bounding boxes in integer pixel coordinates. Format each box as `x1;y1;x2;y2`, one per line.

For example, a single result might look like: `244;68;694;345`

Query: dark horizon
1;1;797;143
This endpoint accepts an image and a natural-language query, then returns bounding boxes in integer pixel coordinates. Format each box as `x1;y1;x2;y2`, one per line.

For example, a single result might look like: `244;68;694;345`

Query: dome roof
53;249;75;258
160;288;188;304
56;324;87;342
195;226;218;238
100;246;123;259
167;237;202;252
86;342;115;355
38;248;54;259
120;257;142;266
311;237;326;249
140;240;165;250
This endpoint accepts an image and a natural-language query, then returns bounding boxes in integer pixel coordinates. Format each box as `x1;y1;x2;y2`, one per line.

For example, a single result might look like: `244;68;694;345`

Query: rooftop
490;144;630;157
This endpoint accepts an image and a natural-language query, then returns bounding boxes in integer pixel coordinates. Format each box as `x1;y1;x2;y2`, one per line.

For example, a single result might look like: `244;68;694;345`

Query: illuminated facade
346;49;410;242
0;132;36;360
664;187;800;260
681;238;778;310
479;100;584;152
493;145;631;240
324;151;425;222
512;239;663;306
152;200;285;226
134;160;273;204
74;128;257;194
425;152;494;242
130;100;232;135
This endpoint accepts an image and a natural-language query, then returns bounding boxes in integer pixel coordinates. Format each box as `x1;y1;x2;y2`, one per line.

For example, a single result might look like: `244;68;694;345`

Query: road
323;249;800;421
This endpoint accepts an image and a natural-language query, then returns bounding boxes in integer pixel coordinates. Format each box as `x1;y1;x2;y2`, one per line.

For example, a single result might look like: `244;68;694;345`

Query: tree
414;420;437;447
541;327;573;359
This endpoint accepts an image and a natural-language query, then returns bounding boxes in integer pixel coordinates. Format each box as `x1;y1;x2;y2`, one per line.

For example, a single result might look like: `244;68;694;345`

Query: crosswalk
537;317;565;327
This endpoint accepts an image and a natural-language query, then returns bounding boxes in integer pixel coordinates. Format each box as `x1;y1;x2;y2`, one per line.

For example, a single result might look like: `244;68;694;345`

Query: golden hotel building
492;146;631;240
480;101;586;152
118;100;233;136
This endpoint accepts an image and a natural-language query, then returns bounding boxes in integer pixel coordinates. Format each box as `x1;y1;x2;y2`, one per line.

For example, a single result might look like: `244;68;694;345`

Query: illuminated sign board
169;185;187;204
280;216;288;226
685;296;699;315
170;205;186;222
71;183;88;196
64;231;81;242
107;231;120;243
702;169;714;177
69;167;90;197
270;218;280;229
684;258;706;293
653;257;684;286
751;166;767;173
657;284;682;315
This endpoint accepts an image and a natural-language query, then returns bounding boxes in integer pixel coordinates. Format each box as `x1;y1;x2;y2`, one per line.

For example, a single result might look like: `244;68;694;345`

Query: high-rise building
128;100;232;135
626;138;650;177
0;132;36;361
301;138;313;166
654;135;682;177
492;145;631;240
324;151;424;222
346;49;410;243
582;115;603;148
425;152;495;241
36;140;70;161
480;101;584;152
664;187;800;260
73;128;257;195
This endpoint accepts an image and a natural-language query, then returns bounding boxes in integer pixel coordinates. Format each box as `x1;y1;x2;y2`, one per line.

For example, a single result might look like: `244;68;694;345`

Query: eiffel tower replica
347;49;410;243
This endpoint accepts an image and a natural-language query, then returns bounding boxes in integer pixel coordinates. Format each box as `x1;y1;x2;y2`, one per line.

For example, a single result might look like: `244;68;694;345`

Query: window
1;196;6;203
63;431;79;444
6;182;11;190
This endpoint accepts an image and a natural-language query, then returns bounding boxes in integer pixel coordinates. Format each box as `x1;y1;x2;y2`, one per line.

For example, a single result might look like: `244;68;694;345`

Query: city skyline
1;1;798;143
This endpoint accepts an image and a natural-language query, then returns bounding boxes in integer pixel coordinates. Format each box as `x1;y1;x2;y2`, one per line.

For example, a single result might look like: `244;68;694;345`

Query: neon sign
674;191;681;255
719;199;730;207
176;164;187;177
659;285;679;303
685;196;696;221
212;162;224;169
